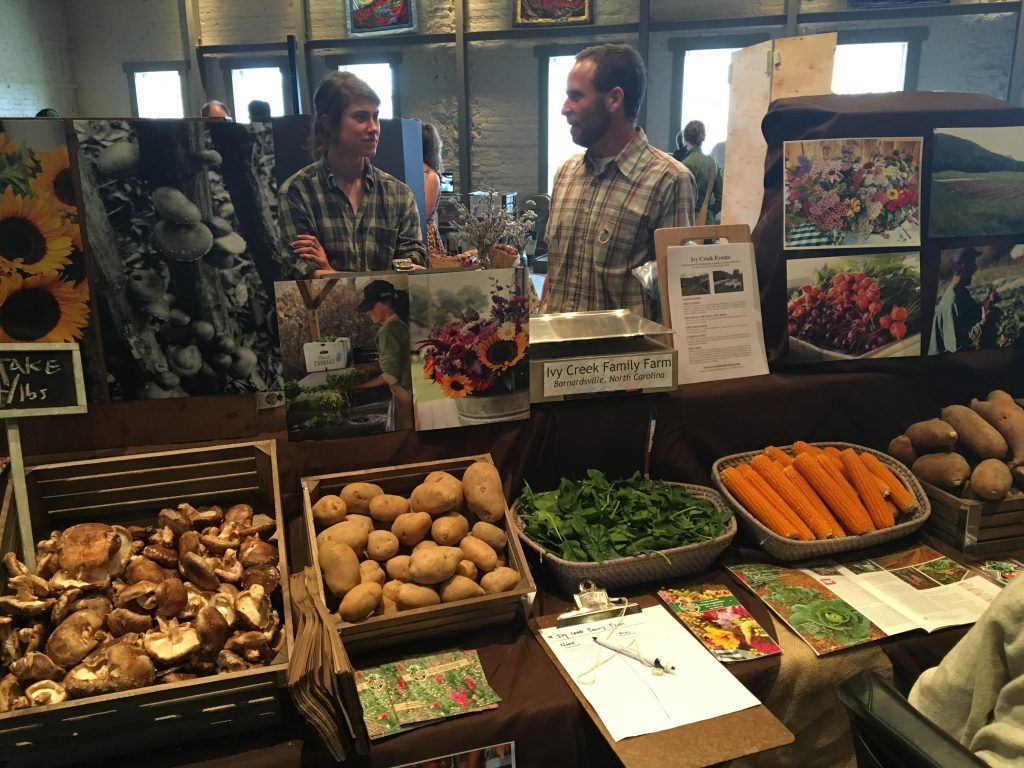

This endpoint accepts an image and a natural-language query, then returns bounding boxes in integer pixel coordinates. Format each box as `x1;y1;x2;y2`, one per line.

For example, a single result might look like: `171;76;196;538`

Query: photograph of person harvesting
352;279;413;431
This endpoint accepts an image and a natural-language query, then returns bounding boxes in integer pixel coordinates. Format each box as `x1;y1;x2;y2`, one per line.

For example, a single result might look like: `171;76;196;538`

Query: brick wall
0;0;77;117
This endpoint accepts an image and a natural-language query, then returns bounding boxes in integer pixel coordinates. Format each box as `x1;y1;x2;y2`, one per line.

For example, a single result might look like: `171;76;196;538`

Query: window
132;70;184;119
679;48;739;153
338;63;395;119
545;54;578;193
832;42;908;94
230;66;286;123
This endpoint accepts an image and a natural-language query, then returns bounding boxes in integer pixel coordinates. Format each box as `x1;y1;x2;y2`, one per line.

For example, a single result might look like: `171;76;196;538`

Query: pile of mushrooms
0;502;283;712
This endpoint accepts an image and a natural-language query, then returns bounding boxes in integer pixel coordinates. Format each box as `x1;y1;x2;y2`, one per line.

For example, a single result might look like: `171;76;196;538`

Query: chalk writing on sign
0;344;86;417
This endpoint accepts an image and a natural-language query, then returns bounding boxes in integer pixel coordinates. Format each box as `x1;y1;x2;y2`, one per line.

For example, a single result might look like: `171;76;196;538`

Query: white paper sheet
539;606;760;741
665;243;769;384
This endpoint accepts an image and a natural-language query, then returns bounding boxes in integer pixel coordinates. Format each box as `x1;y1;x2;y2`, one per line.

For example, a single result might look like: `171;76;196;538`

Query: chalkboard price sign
0;343;87;418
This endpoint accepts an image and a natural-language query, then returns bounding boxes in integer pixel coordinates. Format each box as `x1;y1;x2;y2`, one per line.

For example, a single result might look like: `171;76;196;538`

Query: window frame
535;42;598;194
219;56;295;121
667;34;773;157
325;52;403;119
122;61;189;118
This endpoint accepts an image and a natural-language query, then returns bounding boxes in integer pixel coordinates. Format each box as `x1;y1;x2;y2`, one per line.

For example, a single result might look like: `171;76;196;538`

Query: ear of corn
793;452;875;534
752;455;838;538
840;448;895;529
783;464;846;536
764;446;794;467
721;466;802;539
859;451;918;514
738;464;814;541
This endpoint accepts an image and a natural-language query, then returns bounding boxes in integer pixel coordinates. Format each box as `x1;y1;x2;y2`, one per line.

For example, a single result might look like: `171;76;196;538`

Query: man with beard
543;44;696;317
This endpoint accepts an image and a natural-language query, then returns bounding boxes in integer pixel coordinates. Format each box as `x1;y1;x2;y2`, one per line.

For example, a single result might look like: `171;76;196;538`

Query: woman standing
353;279;413;431
422;122;446;261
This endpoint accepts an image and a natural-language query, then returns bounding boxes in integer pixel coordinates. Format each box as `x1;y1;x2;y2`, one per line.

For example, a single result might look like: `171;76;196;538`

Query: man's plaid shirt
546;129;696;317
277;158;425;277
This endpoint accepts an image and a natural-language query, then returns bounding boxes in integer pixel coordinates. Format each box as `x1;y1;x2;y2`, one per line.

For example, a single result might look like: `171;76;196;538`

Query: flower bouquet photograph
0;120;90;348
410;268;530;431
784;137;922;249
786;252;922;363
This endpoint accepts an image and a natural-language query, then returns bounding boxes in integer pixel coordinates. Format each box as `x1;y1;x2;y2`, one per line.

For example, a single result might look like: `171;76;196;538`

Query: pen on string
592;636;675;674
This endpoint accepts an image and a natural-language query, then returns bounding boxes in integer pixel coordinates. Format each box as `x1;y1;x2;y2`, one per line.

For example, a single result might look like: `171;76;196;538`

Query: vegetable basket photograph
711;442;930;562
514;472;737;592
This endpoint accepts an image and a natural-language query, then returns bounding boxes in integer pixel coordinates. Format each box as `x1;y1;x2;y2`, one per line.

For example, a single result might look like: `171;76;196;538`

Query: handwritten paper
538;606;760;741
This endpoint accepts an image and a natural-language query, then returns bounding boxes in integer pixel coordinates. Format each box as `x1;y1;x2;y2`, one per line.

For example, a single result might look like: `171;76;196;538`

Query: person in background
422;122;446;261
352;279;413;431
277;71;425;277
201;100;232;120
543;44;696;317
929;247;998;353
676;120;722;225
909;574;1024;767
248;99;271;122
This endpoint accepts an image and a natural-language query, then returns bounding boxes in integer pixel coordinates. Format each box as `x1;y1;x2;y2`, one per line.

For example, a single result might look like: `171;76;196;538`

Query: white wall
0;0;77;117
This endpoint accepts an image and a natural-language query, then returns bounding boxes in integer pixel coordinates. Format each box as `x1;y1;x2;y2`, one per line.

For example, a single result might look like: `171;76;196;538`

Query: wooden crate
0;440;292;767
301;454;536;657
921;480;1024;555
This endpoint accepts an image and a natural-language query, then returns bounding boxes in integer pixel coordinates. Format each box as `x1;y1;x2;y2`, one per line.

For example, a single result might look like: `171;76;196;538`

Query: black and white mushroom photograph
73;119;284;401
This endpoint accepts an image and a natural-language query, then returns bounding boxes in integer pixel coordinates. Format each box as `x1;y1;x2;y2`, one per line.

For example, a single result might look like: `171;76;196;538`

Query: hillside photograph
929;127;1024;238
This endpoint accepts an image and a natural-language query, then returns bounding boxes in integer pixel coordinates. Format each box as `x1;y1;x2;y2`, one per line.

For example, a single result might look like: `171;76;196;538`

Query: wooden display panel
922;480;1024;555
0;440;292;768
301;454;536;657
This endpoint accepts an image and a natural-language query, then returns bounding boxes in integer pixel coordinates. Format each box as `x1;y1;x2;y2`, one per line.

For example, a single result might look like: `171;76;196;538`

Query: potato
346;514;374;537
912;453;971;492
460;535;498;573
317;520;370;555
385;556;411;582
340;482;383;515
971;459;1013;500
359;560;386;586
369;494;410;524
382;579;404;602
366;530;400;562
339;582;383;622
905;419;958;452
972;397;1024;466
410;473;462;516
413;539;439;552
391;511;432;547
408;547;462;585
471;521;507;552
377;596;399;616
432;513;470;546
456;559;478;581
318;541;360;598
941;405;1008;460
988;389;1016;404
887;436;917;467
440;575;486;603
311;494;347;528
396;583;440;610
462;461;505;523
481;567;521;594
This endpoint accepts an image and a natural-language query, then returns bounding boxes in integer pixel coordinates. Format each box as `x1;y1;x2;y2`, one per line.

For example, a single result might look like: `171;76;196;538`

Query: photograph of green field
929;127;1024;238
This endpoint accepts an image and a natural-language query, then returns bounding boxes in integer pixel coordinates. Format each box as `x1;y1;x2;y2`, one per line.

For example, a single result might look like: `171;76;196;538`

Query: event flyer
665;243;769;384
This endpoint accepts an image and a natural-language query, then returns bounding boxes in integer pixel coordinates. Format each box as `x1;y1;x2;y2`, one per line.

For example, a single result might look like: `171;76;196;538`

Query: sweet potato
970;459;1013;501
462;461;506;523
912;453;971;492
311;494;346;528
887;436;918;467
339;482;383;515
971;397;1024;467
905;419;958;452
941;404;1008;460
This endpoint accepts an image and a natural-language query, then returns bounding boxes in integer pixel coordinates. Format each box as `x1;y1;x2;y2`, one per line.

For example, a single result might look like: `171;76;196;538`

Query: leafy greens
517;470;731;563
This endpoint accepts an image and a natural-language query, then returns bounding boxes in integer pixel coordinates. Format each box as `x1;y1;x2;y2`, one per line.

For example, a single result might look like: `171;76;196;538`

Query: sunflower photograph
0;119;91;350
411;268;530;431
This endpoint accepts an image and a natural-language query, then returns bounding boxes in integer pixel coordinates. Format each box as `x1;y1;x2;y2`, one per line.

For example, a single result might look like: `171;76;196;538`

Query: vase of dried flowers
450;191;536;268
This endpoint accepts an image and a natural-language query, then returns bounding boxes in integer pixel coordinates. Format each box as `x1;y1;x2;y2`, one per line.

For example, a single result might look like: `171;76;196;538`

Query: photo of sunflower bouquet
0;122;89;344
418;278;529;400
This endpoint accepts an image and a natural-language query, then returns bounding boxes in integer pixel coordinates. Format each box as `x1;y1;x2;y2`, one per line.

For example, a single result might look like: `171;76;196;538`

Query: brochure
356;649;501;739
658;584;782;662
664;242;769;384
728;544;1001;656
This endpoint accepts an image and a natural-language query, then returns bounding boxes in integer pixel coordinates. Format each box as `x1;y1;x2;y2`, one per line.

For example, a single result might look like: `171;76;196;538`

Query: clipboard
529;594;793;768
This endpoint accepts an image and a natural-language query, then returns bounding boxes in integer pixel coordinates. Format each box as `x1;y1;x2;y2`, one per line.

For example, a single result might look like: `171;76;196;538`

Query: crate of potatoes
301;455;535;656
0;441;291;768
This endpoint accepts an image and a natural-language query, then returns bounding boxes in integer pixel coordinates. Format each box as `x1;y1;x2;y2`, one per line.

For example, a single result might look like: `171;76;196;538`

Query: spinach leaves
517;470;730;563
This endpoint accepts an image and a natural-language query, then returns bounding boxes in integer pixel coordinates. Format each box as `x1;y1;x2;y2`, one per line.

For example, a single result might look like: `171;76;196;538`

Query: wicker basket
711;442;931;561
514;484;737;592
429;253;467;269
486;246;523;269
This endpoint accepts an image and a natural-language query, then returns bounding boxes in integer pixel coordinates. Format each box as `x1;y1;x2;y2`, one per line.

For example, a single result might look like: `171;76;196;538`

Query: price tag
0;343;87;418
